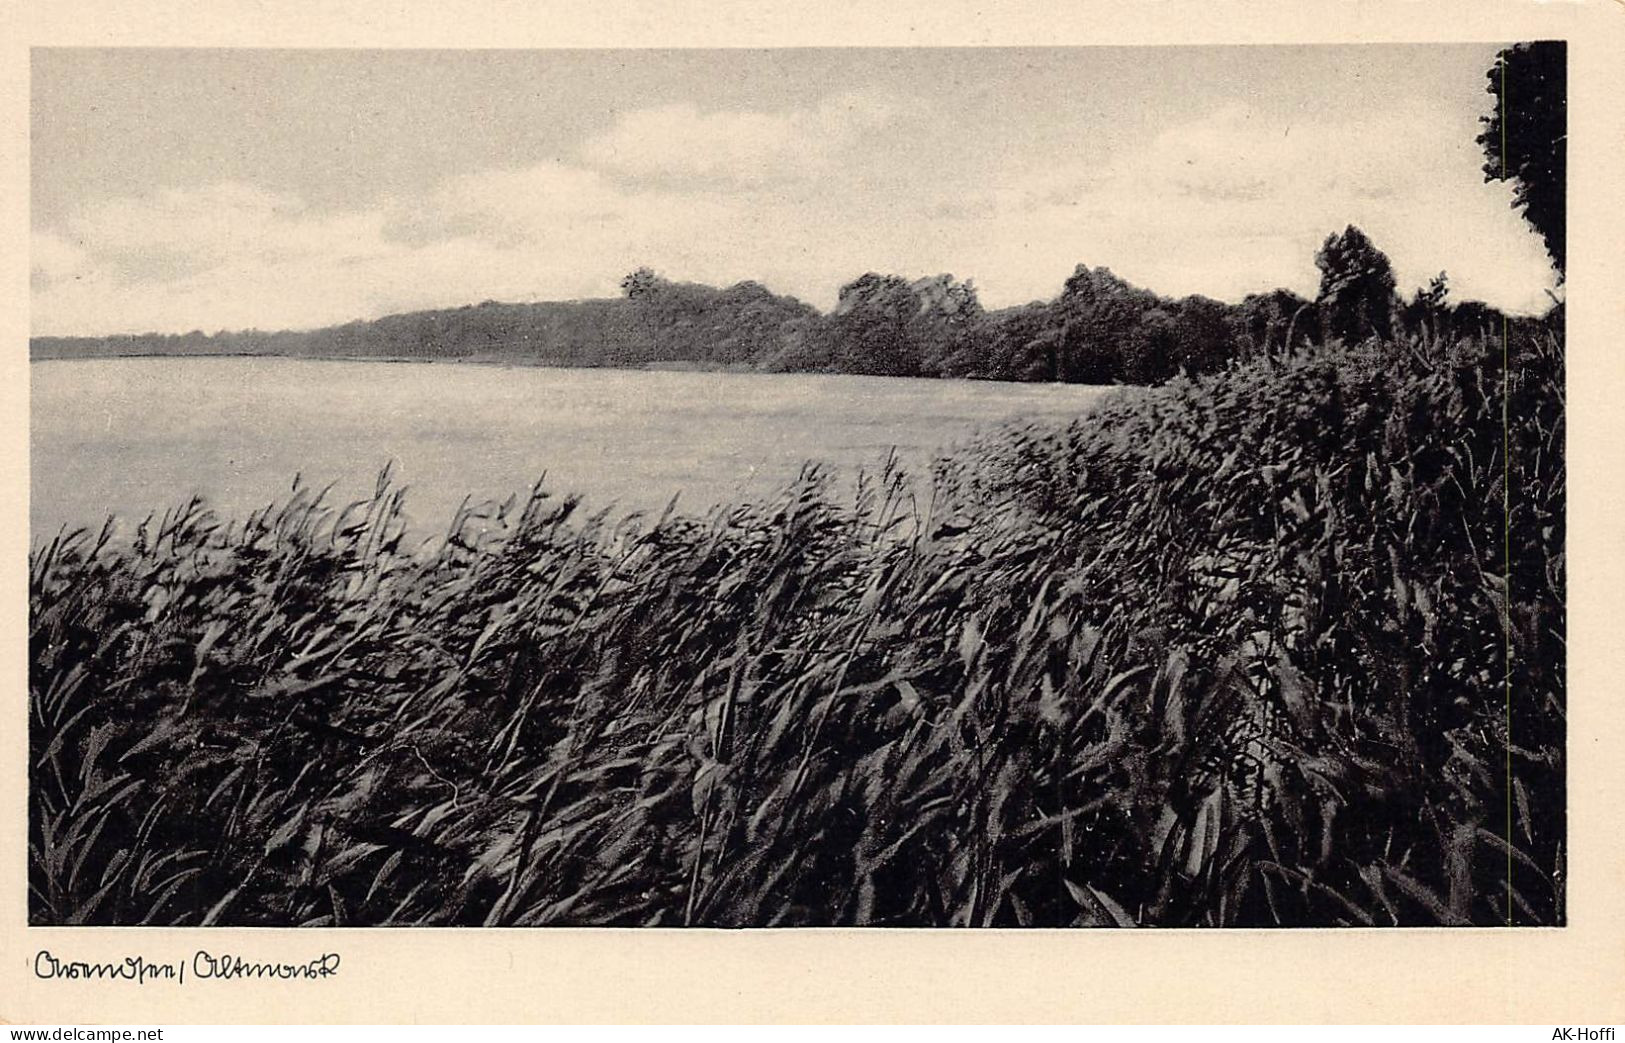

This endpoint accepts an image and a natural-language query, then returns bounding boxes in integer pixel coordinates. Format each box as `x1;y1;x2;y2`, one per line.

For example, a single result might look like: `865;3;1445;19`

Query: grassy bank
29;327;1564;926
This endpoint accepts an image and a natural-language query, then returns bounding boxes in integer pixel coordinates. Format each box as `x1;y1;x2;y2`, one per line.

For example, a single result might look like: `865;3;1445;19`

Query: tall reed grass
29;327;1564;926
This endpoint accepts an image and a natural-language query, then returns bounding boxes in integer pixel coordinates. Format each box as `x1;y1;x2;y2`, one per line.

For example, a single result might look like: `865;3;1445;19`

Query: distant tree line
33;225;1543;385
35;227;1548;384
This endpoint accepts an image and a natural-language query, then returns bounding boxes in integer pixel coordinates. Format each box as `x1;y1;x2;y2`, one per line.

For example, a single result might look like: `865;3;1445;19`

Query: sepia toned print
28;43;1564;927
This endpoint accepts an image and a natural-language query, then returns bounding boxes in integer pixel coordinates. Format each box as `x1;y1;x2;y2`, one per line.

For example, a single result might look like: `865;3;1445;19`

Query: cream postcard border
2;0;1622;1024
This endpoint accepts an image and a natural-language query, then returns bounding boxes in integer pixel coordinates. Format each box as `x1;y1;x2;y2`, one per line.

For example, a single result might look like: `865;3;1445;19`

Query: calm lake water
31;358;1111;540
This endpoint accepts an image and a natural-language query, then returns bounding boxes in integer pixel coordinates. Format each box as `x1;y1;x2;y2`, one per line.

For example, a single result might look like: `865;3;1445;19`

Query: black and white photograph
27;40;1567;929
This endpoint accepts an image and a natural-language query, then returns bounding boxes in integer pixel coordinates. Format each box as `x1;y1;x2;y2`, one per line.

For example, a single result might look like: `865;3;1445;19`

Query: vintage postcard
4;0;1623;1024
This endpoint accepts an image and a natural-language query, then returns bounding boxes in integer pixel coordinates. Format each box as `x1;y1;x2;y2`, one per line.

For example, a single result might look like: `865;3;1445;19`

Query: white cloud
32;182;414;332
579;91;898;184
31;166;797;334
30;95;1559;337
430;162;625;228
65;183;390;268
963;102;1557;311
31;230;89;282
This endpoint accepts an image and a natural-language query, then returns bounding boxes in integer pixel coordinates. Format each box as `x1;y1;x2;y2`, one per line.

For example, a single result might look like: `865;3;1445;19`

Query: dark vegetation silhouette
1315;226;1398;344
1478;41;1566;280
32;239;1530;388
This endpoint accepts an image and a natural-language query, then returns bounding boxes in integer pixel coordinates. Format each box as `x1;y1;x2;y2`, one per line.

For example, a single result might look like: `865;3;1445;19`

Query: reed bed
29;328;1564;926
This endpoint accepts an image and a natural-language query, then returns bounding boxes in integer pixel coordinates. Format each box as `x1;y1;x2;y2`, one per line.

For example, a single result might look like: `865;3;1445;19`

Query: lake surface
31;358;1111;540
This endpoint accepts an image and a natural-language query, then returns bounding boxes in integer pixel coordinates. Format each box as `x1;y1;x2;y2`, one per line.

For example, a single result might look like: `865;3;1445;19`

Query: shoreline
28;350;1121;392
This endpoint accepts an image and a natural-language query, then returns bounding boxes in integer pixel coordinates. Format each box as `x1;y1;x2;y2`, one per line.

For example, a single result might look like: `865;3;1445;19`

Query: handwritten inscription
33;951;341;984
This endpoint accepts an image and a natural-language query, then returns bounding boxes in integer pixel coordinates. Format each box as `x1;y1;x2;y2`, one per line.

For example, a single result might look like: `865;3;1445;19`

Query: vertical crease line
1501;51;1515;928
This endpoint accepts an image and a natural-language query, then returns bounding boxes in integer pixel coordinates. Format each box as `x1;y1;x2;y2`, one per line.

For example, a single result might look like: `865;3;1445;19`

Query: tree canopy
1478;41;1566;279
37;234;1526;384
1315;225;1398;344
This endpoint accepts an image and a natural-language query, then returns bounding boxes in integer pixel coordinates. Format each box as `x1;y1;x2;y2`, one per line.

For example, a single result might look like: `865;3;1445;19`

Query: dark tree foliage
909;274;985;377
620;266;662;300
35;239;1501;386
1123;306;1178;385
1478;41;1566;278
1315;225;1398;344
1167;295;1232;375
1055;265;1158;383
972;302;1058;382
1401;272;1452;339
1451;299;1508;340
1233;289;1317;356
823;273;928;377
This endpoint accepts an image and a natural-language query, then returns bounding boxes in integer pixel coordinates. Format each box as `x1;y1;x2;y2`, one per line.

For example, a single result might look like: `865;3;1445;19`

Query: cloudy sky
31;45;1558;336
